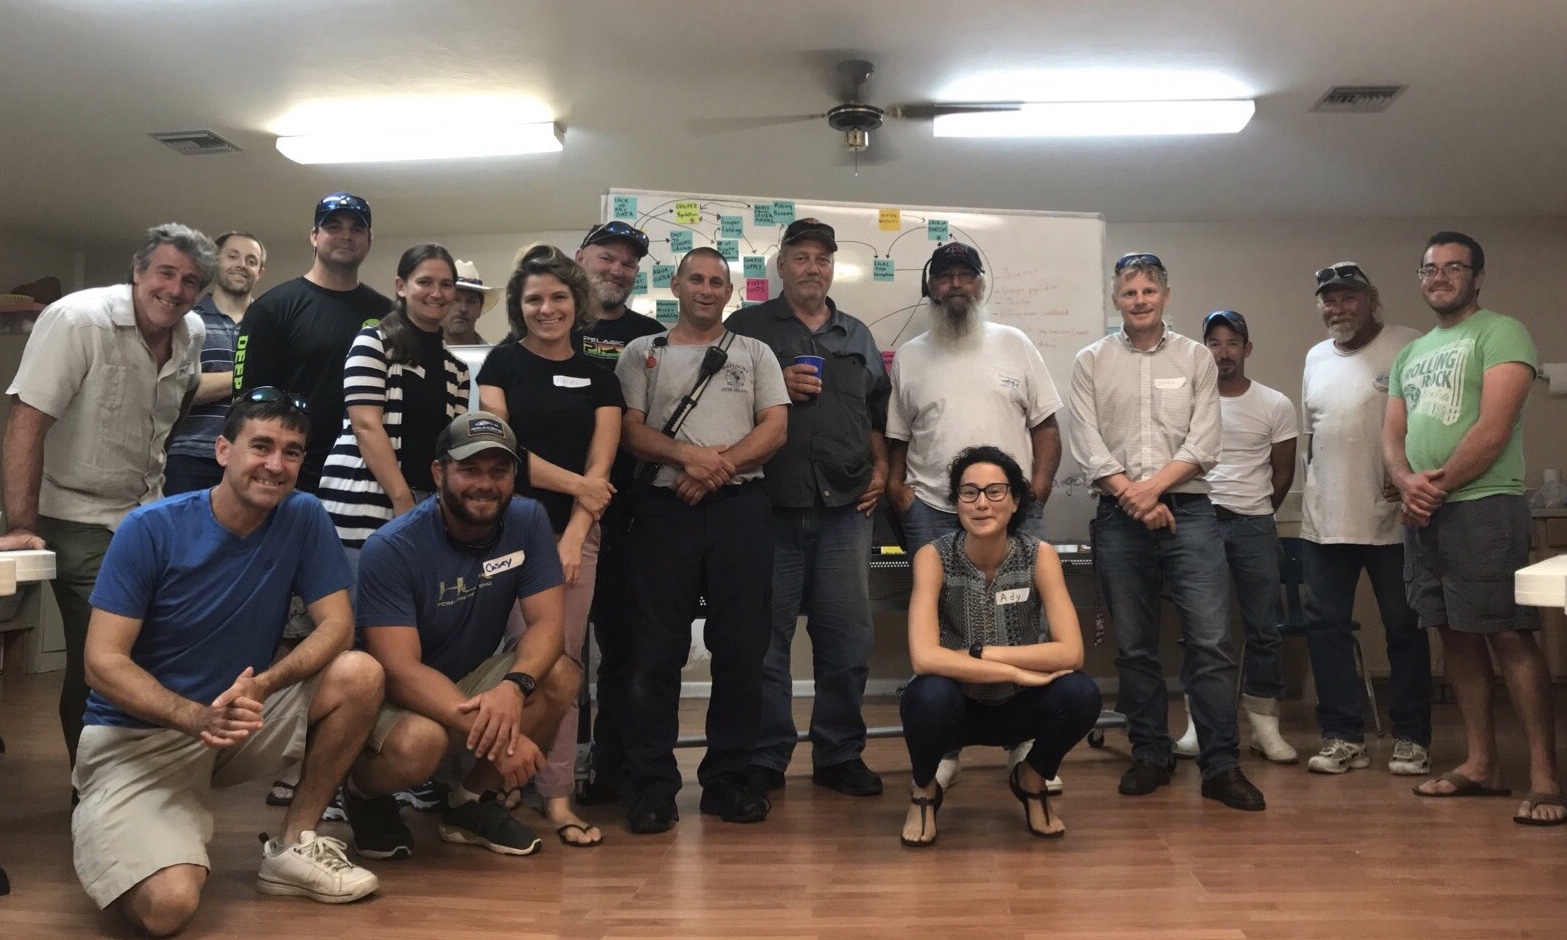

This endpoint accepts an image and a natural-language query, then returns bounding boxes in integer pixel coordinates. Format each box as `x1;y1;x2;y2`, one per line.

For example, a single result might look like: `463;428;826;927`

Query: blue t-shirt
356;496;564;682
85;490;354;729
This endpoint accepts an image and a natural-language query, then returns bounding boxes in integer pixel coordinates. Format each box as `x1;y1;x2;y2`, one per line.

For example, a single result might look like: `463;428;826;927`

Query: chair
1268;536;1381;734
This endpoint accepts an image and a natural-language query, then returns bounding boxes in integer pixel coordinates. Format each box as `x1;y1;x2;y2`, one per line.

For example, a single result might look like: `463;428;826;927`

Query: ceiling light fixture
932;100;1255;138
275;121;564;164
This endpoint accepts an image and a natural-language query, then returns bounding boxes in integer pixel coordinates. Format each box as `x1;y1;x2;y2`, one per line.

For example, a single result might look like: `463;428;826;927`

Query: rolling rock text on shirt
1400;337;1473;426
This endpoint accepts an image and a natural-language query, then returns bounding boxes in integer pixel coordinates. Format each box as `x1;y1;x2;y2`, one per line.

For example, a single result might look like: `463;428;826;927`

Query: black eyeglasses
1315;263;1366;285
245;386;309;414
1416;261;1472;281
1115;252;1165;273
582;221;650;252
957;483;1012;503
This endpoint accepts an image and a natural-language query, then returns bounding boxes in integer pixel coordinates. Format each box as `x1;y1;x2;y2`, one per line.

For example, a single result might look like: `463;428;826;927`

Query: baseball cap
1202;310;1249;342
581;221;650;258
928;241;983;280
781;218;837;251
436;412;519;462
314;192;372;229
1314;261;1372;295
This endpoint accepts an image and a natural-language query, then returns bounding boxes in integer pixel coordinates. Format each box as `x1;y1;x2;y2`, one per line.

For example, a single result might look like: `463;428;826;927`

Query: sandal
555;822;605;847
1513;791;1567;827
1009;763;1065;839
900;783;944;848
264;780;295;807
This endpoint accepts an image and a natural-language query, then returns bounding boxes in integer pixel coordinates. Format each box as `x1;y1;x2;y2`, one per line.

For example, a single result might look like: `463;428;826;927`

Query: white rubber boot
1173;694;1199;758
1242;693;1299;764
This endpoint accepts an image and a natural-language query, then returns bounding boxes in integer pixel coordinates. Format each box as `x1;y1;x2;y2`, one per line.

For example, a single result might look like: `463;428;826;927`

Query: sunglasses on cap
1314;263;1367;286
581;220;650;253
1114;252;1165;273
244;386;310;415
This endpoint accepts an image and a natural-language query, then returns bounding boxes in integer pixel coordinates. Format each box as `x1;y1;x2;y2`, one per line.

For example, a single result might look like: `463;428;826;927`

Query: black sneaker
1200;767;1266;811
319;788;347;823
438;794;542;856
626;792;679;834
342;790;413;860
1118;758;1175;796
812;759;883;796
745;764;787;793
699;777;770;823
401;778;448;812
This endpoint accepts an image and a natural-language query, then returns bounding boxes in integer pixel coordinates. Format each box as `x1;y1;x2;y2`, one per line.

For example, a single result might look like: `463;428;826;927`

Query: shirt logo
1401;337;1474;426
437;577;476;605
483;550;526;577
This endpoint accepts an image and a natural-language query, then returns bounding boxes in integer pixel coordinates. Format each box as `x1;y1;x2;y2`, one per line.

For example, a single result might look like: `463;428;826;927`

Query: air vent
1312;85;1406;113
149;129;241;155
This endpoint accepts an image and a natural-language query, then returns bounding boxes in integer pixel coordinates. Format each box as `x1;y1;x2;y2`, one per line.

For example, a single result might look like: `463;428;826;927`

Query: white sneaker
933;756;962;790
1306;738;1369;775
1242;695;1299;764
1005;741;1063;794
1388;739;1431;776
256;831;379;903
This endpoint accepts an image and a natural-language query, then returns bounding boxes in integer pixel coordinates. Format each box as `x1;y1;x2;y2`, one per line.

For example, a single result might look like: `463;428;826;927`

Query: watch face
506;672;537;695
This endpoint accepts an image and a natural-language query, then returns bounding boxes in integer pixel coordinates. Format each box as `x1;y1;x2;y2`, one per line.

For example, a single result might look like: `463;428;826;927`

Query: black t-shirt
398;327;449;492
476;343;625;532
234;276;391;491
574;309;666;374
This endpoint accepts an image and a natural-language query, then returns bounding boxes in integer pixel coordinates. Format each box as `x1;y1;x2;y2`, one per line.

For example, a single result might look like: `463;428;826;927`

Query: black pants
624;485;773;796
588;501;638;792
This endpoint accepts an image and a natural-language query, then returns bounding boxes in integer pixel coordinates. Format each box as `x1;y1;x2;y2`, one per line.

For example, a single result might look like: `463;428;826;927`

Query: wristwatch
969;643;985;660
502;672;537;700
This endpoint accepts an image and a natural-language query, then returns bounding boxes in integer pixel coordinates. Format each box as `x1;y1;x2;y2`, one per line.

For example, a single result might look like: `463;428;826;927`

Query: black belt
1103;492;1208;509
1212;505;1242;521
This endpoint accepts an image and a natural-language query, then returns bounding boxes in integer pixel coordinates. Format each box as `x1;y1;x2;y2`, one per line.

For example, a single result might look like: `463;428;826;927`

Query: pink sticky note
881;349;896;371
746;277;769;302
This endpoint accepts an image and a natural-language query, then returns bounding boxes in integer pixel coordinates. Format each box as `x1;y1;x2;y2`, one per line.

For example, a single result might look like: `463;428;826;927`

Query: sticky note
753;203;775;226
675;201;701;225
743;256;767;279
669;230;693;252
613;195;638;220
717;239;739;262
655;299;679;323
873;258;896;282
927;219;949;240
746;278;770;302
772;200;796;224
632;271;648;295
651;264;674;289
878;208;901;231
719;215;744;239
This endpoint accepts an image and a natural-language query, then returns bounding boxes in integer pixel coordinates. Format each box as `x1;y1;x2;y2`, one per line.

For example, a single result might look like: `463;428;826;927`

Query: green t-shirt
1389;309;1537;502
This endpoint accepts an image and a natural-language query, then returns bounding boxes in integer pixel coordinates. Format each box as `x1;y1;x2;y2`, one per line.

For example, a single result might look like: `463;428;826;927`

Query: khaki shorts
366;652;514;752
70;675;317;908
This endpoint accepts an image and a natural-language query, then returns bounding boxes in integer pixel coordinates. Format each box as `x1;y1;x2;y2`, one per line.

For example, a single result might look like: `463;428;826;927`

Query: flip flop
1513;792;1567;827
900;783;943;848
1009;764;1065;839
555;822;603;848
265;780;295;807
1412;771;1512;798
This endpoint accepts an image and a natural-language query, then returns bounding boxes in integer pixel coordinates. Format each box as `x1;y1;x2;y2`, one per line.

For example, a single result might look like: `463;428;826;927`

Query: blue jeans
753;505;874;770
901;496;1048;554
1218;513;1286;701
1091;496;1240;778
1301;541;1431;745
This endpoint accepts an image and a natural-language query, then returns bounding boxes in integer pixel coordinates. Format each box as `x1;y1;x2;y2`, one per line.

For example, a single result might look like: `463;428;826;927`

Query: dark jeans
623;485;774;796
1301;540;1431;745
1217;512;1286;701
36;516;113;766
588;504;638;793
901;673;1102;787
162;453;223;496
753;505;873;771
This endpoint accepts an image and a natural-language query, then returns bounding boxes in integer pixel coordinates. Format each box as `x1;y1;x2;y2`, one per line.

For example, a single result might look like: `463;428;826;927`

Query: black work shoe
578;773;623;807
1200;767;1266;811
1118;758;1175;796
699;777;771;823
626;792;679;834
812;759;884;797
342;790;413;860
745;764;787;793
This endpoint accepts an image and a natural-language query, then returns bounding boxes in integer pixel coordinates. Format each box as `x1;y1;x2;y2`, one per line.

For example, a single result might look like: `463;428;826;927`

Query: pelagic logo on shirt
1400;337;1474;426
483;550;526;577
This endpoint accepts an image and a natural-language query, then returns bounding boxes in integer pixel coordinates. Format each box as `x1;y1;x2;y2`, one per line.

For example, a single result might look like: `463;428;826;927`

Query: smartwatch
502;672;537;700
969;643;985;660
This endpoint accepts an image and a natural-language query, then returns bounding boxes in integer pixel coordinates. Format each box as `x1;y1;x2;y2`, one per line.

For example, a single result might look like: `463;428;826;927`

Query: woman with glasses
475;244;623;848
898;445;1101;847
319;243;470;567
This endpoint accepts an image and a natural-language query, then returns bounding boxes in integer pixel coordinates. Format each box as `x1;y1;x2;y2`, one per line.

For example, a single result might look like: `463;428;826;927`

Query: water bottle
1530;469;1566;509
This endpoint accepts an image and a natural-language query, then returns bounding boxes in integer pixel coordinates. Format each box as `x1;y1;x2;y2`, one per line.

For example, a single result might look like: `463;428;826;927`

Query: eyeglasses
957;482;1012;503
1115;252;1165;273
1314;263;1367;286
582;220;650;252
1416;261;1472;281
244;386;310;414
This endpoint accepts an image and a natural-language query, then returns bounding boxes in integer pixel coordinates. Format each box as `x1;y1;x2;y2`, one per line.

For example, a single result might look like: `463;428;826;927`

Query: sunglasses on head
245;386;309;415
1114;252;1165;273
583;221;650;252
1314;263;1366;286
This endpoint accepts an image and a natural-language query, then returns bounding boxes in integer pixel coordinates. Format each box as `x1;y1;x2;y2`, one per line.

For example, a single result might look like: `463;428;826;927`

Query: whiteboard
603;188;1105;540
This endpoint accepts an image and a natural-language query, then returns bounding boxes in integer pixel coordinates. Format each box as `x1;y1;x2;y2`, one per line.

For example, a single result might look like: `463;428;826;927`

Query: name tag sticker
554;375;591;388
995;588;1030;605
1154;377;1187;390
483;550;525;577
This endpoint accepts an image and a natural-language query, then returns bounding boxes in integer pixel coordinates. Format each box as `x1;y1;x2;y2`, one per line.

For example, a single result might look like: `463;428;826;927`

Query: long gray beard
928;299;989;349
1328;311;1381;345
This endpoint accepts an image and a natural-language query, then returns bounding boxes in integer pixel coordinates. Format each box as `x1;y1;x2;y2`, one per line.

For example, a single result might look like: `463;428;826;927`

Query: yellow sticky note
878;208;901;231
675;201;701;225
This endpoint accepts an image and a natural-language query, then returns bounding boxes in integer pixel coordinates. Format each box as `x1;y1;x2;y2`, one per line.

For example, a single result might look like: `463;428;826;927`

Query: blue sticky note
873;258;896;282
743;256;767;279
772;200;796;224
719;215;744;239
753;203;775;226
651;264;674;289
632;271;648;295
613;195;638;221
668;230;693;253
927;219;949;240
717;239;739;262
655;299;679;323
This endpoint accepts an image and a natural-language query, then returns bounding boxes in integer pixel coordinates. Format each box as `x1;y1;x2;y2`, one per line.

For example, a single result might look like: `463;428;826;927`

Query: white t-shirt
1208;381;1298;516
887;322;1061;512
1300;324;1421;545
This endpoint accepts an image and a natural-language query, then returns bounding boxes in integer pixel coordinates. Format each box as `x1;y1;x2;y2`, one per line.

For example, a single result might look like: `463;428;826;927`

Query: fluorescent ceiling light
933;100;1255;138
275;121;563;164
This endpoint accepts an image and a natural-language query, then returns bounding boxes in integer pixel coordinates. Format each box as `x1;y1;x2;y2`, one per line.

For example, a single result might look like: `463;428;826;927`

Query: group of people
0;186;1559;934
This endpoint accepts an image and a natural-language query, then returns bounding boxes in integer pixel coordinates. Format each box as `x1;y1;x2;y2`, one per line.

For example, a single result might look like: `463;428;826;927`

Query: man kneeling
343;413;576;858
74;390;383;937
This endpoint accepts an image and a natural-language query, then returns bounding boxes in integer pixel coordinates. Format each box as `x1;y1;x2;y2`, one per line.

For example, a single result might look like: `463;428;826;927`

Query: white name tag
483;550;525;577
995;588;1030;605
1154;377;1186;390
554;375;592;388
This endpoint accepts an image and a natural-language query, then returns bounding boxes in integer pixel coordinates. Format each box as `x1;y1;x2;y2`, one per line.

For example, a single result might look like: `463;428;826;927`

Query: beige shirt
7;284;203;529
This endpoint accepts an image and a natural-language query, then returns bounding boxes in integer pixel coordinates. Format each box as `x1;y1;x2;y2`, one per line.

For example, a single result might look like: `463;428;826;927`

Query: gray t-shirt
616;331;789;487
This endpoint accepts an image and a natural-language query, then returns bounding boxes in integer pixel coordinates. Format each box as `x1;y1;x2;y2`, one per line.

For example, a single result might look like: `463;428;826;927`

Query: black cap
1202;310;1249;342
928;241;983;280
581;221;650;258
436;412;519;462
781;218;837;251
1314;261;1373;295
314;192;371;229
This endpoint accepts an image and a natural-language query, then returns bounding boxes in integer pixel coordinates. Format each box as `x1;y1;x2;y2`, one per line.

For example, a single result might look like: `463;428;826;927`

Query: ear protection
919;257;933;298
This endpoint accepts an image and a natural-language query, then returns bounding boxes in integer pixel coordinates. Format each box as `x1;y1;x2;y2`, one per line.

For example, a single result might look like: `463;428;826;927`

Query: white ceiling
4;0;1565;248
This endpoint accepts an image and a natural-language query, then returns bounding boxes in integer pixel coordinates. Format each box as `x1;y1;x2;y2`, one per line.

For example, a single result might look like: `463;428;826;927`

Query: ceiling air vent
1311;85;1406;113
149;129;241;155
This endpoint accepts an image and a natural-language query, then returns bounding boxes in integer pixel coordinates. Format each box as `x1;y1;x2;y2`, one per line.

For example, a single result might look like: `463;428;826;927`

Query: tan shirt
7;284;203;529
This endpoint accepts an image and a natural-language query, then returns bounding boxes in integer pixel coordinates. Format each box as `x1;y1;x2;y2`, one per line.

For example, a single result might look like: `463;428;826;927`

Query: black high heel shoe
1009;764;1064;839
900;782;944;848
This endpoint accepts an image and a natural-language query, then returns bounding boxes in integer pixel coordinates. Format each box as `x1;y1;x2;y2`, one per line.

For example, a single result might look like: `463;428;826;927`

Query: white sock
449;782;481;808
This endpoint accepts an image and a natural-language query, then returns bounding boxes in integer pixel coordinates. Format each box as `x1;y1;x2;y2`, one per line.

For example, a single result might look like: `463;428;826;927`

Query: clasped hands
1116;479;1176;532
1391;468;1447;529
456;681;545;790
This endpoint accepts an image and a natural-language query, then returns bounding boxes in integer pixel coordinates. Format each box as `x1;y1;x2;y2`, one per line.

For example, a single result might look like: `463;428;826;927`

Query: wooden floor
1;672;1564;940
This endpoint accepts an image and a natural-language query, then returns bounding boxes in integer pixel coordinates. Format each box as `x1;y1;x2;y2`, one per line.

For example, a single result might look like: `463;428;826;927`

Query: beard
591;275;631;309
1327;310;1381;345
440;484;512;529
927;295;988;349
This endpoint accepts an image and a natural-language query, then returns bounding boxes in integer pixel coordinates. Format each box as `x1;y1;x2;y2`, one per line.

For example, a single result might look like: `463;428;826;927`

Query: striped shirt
318;326;469;547
166;295;242;460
